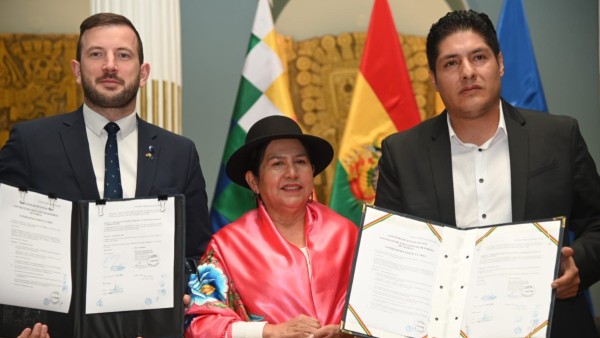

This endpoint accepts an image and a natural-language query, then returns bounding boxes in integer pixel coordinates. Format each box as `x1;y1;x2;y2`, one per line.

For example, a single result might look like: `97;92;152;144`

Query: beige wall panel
0;0;89;34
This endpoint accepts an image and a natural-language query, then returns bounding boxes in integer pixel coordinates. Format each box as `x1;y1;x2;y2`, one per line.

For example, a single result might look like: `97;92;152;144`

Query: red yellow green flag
329;0;422;225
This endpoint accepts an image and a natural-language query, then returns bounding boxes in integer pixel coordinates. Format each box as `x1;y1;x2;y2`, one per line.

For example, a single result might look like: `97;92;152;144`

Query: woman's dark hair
249;140;313;177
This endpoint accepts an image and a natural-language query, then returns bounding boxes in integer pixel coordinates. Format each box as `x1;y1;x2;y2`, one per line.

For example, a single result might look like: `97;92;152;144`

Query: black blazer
0;106;212;258
375;100;600;337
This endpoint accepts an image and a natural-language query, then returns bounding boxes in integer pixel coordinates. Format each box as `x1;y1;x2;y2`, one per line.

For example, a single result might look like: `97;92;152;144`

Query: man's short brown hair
76;12;144;64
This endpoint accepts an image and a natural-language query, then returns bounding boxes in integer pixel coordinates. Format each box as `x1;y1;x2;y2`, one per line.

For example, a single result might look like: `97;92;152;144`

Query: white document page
461;220;561;337
344;207;441;338
85;198;175;314
0;184;72;313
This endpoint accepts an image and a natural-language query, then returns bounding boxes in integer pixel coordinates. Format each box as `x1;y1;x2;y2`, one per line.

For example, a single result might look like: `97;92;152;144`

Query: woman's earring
254;191;261;206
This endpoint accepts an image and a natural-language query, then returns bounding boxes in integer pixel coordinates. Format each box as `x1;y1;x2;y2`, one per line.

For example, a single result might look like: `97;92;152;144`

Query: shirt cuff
232;321;267;338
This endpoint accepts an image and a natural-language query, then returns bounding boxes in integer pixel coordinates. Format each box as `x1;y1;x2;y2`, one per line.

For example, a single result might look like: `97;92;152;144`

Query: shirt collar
447;100;507;147
83;104;138;137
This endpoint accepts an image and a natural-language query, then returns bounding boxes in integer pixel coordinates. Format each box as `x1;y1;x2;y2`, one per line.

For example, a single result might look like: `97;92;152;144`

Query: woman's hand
18;323;50;338
263;314;321;338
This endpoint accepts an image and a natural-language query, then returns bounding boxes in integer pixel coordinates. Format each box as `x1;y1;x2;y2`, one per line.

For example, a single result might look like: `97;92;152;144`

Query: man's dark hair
76;12;144;63
426;10;500;76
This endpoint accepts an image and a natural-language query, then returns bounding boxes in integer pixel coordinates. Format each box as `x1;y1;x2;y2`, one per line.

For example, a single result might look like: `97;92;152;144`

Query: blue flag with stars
497;0;548;112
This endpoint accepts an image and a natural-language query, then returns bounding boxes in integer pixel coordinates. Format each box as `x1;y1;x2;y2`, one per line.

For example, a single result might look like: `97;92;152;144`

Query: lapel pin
145;145;155;159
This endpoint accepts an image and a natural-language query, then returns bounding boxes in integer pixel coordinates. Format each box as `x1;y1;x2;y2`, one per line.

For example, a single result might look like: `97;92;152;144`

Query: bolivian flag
210;0;296;232
329;0;422;225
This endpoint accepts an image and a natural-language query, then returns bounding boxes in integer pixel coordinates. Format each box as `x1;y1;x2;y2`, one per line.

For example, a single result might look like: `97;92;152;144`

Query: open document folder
341;204;565;338
0;183;185;338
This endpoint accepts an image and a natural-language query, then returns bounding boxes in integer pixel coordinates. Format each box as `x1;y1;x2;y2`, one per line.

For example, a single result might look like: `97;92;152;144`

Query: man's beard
81;72;140;109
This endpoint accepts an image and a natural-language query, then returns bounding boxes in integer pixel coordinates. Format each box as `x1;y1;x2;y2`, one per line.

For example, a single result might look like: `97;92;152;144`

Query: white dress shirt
83;104;138;199
448;102;512;228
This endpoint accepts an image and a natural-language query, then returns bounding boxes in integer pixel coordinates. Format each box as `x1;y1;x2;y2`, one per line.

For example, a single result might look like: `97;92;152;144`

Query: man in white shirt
0;12;212;338
375;9;600;338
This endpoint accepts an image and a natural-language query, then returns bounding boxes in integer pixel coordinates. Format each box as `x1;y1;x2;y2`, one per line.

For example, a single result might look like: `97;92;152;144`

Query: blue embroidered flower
249;314;265;322
188;263;228;306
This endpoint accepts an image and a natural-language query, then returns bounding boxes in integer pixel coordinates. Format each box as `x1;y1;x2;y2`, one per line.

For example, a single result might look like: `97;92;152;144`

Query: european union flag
497;0;548;112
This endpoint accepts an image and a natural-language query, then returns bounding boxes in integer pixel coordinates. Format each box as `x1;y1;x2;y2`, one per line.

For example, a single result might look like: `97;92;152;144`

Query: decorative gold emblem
345;144;381;204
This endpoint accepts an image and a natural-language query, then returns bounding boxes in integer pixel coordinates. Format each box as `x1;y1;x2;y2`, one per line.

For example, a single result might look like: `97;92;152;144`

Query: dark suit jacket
375;100;600;337
0;107;212;258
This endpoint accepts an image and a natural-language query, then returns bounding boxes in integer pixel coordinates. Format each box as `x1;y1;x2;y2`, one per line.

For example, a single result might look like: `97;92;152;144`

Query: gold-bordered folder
341;204;564;338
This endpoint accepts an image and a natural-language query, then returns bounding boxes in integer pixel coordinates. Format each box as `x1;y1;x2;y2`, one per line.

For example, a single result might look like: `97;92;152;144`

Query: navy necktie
104;122;123;199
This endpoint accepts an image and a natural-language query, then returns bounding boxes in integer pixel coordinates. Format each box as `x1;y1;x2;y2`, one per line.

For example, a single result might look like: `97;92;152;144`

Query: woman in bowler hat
185;115;357;338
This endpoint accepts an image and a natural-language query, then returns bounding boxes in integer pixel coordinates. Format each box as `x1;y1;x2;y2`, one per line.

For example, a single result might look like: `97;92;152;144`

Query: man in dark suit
0;13;212;338
375;10;600;337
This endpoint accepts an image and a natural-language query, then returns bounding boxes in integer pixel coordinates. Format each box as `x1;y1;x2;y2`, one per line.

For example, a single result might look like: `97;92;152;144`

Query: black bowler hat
226;115;334;189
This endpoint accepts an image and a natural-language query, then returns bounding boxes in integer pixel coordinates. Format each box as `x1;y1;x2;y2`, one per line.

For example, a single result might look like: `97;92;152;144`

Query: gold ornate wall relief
280;32;441;203
0;34;82;147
